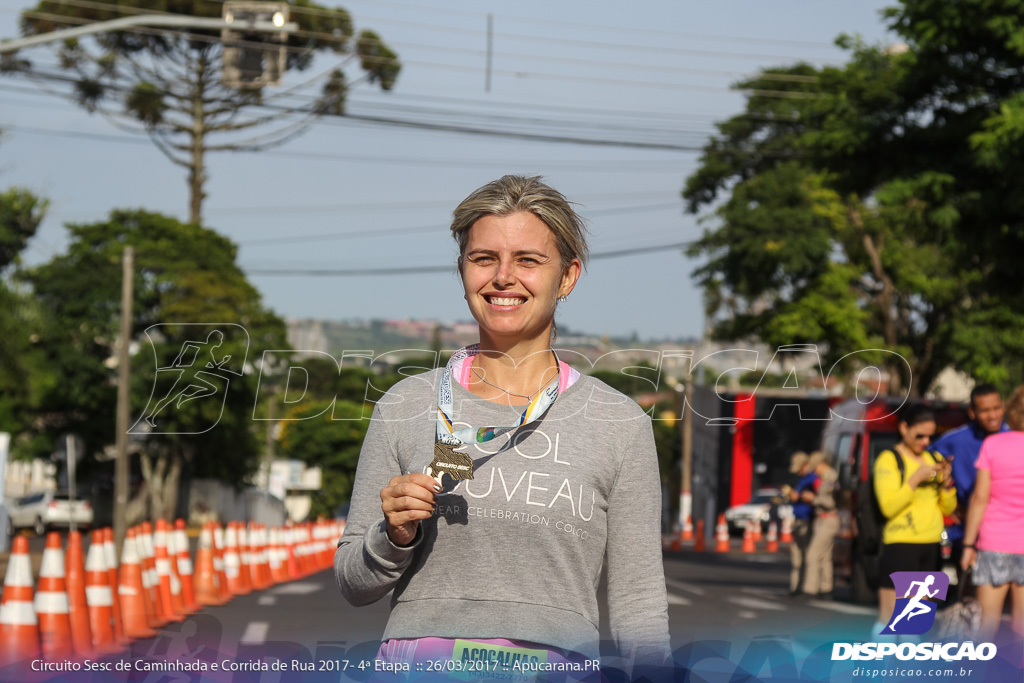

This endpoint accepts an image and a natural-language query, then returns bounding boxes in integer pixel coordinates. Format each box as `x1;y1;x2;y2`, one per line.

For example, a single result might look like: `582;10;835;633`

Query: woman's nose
493;258;515;286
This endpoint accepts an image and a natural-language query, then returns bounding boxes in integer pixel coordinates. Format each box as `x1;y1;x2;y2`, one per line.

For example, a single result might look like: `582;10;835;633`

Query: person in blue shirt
786;451;819;596
930;383;1007;579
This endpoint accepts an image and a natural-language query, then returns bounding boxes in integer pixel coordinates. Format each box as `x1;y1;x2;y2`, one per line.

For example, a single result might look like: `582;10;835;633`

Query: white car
6;490;93;536
724;488;793;535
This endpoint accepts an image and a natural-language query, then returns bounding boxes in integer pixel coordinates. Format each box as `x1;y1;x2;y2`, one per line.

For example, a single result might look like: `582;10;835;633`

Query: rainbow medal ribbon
431;344;561;487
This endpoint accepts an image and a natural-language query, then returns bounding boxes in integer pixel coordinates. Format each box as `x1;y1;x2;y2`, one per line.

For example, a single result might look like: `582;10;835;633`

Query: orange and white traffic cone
193;523;221;606
268;527;287;585
248;524;268;591
65;530;94;657
35;532;73;659
154;519;184;623
715;514;730;553
766;521;779;553
237;523;254;594
682;515;694;542
117;528;156;640
174;519;199;613
0;535;40;667
224;522;246;595
137;522;167;629
693;520;706;552
781;515;794;544
741;519;757;553
212;523;231;604
85;530;117;654
286;525;300;581
101;528;128;646
164;521;187;617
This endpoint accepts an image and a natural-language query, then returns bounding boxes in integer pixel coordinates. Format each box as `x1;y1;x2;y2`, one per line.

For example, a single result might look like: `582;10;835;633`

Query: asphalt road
2;533;881;682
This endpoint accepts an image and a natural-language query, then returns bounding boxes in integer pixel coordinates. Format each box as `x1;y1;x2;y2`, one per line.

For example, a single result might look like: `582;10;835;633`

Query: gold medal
428;441;475;487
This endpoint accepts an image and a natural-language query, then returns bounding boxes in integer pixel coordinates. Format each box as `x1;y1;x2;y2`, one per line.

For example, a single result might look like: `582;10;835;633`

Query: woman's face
899;419;936;455
460;212;579;344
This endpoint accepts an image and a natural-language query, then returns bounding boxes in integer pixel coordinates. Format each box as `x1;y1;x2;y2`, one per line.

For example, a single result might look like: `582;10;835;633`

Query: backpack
856;450;906;556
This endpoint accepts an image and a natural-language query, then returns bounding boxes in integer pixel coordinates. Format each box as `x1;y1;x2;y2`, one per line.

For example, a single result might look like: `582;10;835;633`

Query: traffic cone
715;514;730;553
237;523;253;594
101;528;128;646
85;530;117;654
741;519;756;553
138;522;167;629
693;520;706;552
249;524;269;591
65;530;93;657
117;528;157;640
682;515;694;542
174;519;199;613
268;526;287;585
781;515;794;544
766;521;779;552
164;521;187;617
0;535;40;666
224;522;246;595
193;523;221;606
286;525;300;580
35;532;73;659
154;519;184;623
212;523;231;604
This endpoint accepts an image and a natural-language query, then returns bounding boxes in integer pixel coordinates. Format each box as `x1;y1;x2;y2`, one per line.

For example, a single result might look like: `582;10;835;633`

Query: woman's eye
471;256;494;264
520;257;538;265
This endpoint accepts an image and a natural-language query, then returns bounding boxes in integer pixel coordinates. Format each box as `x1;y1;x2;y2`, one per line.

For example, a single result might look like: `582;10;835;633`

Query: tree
683;3;1024;396
24;210;288;520
0;147;50;457
10;0;401;224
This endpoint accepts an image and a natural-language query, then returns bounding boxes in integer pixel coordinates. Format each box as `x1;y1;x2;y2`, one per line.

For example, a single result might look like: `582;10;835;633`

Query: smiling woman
334;175;672;678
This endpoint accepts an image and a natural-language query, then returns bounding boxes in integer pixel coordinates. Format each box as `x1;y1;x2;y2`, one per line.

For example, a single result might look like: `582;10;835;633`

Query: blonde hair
450;175;590;270
1006;385;1024;431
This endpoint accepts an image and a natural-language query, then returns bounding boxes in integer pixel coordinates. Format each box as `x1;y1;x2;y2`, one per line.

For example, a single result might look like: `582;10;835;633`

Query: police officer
803;451;838;598
787;451;819;596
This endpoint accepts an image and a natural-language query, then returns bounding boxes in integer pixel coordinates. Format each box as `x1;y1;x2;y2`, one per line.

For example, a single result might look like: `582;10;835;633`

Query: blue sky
0;0;894;339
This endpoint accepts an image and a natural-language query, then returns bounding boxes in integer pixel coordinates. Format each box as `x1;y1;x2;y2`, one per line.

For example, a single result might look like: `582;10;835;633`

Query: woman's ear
560;258;582;298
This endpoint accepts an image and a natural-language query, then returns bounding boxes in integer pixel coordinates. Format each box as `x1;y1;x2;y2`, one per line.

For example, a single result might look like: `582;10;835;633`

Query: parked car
724;488;793;535
6;490;93;536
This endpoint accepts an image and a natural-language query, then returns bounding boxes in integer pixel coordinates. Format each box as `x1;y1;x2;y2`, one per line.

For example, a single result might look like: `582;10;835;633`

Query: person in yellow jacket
872;403;956;635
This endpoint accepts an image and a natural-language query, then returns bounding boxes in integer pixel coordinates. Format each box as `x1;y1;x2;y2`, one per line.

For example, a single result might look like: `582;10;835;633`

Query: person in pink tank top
961;384;1024;639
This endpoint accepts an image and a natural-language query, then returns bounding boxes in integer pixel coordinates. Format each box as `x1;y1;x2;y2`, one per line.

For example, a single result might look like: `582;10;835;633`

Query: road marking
726;596;787;611
257;596;276;606
807;600;877;616
737;610;758;619
667;592;691;606
741;586;785;596
269;582;322;595
666;578;705;596
240;621;269;644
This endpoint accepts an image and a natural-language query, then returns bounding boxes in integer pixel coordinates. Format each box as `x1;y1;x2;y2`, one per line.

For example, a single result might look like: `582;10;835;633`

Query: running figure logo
131;324;249;435
883;571;950;635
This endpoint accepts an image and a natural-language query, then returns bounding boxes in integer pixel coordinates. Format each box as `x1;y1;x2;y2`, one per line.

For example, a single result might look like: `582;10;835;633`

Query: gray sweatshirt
334;369;671;665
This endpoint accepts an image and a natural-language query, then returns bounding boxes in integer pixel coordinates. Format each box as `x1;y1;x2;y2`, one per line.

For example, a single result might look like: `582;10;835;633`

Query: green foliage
278;399;368;519
22;210;287;481
684;2;1024;395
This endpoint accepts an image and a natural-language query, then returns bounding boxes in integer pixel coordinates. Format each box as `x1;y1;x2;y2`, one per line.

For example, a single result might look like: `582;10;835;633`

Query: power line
237;203;682;246
243;239;694;276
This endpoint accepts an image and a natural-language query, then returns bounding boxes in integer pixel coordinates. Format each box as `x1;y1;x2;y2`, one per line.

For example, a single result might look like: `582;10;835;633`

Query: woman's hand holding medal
381;473;440;547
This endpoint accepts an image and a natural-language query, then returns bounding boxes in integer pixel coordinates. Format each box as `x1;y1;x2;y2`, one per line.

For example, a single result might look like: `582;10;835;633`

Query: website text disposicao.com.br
849;666;977;678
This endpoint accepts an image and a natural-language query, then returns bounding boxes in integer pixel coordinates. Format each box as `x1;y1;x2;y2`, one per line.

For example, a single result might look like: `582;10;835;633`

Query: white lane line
807;600;877;616
737;610;758;619
666;578;705;596
741;586;786;596
269;582;322;595
726;596;787;611
667;592;692;606
257;595;276;606
240;621;270;644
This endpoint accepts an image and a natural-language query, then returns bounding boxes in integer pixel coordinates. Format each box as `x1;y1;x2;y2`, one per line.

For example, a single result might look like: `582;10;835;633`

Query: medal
432;344;562;487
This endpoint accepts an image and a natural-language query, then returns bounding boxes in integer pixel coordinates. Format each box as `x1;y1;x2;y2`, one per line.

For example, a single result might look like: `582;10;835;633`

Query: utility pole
114;246;134;557
680;376;693;530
